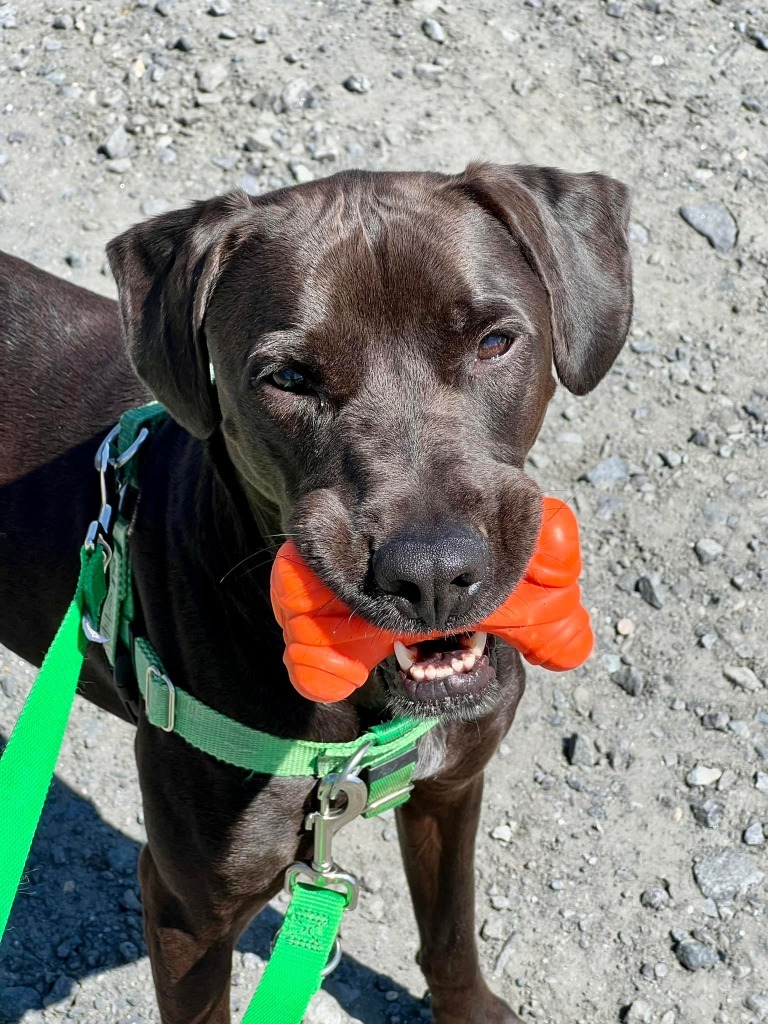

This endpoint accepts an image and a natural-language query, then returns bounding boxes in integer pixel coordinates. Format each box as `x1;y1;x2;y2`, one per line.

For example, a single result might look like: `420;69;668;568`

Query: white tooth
424;665;437;680
462;651;476;670
394;640;416;671
452;658;465;673
410;665;425;681
437;666;453;678
470;631;487;658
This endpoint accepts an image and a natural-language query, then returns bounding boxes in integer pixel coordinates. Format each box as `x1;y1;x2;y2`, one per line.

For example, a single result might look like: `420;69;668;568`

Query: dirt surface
1;1;768;1022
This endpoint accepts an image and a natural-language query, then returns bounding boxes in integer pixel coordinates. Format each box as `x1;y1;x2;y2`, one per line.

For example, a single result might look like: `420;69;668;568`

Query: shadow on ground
0;755;426;1024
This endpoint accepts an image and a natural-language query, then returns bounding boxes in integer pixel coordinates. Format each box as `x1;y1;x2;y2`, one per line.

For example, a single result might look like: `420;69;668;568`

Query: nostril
452;572;477;588
390;579;422;606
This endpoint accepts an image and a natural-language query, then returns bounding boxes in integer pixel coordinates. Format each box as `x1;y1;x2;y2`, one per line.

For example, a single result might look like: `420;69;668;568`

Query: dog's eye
477;334;514;361
269;366;311;393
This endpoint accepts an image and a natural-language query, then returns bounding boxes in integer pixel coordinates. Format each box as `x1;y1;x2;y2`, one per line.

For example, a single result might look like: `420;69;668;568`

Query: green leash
0;546;107;938
0;403;438;1022
242;883;347;1024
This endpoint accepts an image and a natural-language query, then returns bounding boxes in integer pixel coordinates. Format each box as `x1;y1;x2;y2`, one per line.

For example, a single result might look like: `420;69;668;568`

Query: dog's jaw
375;635;504;723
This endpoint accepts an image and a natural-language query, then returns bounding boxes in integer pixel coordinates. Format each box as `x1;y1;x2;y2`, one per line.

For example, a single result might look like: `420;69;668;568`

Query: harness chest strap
135;634;436;814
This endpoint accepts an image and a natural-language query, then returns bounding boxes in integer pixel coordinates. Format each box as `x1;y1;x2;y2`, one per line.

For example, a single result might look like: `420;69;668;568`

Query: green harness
0;403;437;1023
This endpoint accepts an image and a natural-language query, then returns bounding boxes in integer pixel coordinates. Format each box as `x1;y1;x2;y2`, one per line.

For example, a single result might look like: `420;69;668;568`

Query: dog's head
108;165;631;717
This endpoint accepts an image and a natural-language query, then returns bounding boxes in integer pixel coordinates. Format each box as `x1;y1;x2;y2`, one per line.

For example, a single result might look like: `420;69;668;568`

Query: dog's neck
132;418;390;741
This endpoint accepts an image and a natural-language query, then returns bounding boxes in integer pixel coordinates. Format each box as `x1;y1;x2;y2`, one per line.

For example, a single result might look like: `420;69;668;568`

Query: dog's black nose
372;526;489;630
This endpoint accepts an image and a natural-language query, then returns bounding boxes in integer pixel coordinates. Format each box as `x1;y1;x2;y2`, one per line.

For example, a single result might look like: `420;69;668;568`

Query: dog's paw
430;990;522;1024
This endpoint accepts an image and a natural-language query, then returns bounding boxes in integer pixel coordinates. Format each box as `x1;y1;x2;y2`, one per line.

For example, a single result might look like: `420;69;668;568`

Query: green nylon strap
134;635;437;814
241;883;347;1024
0;547;107;940
117;402;168;483
98;401;168;668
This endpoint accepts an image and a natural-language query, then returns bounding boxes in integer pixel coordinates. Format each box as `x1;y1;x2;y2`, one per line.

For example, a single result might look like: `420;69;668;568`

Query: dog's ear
107;194;254;439
460;163;632;396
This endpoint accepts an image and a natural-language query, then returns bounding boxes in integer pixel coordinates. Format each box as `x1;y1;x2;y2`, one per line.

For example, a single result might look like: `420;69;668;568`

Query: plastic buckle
146;665;176;732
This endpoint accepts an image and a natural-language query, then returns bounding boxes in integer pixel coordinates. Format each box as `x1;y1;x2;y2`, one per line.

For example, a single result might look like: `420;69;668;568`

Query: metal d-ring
321;937;342;978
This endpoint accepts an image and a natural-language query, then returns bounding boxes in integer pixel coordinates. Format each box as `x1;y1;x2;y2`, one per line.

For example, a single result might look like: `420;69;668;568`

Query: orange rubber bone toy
270;496;593;703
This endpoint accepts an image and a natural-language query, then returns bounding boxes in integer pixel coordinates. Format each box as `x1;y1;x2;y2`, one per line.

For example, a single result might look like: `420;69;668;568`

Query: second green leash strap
241;882;347;1024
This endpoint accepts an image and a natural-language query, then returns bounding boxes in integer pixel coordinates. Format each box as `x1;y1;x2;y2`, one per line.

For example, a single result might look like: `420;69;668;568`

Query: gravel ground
1;1;768;1022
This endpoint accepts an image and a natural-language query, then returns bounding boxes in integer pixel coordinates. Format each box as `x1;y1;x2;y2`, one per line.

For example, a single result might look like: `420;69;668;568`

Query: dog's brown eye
477;334;514;360
270;366;311;393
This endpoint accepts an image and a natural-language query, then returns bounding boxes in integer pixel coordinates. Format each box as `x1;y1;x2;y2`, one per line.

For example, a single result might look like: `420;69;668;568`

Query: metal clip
112;426;149;469
284;744;370;916
309;773;368;876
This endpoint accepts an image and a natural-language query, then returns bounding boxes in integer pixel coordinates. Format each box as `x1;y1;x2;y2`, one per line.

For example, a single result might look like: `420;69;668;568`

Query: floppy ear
460;163;632;395
106;193;254;439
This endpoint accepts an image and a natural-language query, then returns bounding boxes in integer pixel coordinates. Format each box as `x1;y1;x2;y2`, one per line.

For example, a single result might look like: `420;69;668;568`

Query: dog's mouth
380;631;500;720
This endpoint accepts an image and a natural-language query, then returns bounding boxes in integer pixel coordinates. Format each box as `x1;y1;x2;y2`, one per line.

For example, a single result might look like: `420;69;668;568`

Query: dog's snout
372;526;489;630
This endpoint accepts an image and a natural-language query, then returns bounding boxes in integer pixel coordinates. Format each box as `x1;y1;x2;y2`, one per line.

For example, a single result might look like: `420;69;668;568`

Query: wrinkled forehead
207;174;545;365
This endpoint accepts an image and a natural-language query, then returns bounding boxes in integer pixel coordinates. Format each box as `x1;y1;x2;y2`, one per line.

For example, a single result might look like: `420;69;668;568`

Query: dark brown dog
0;163;631;1023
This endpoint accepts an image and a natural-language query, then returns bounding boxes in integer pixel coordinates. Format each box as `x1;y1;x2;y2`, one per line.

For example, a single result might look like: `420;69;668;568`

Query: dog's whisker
220;548;275;584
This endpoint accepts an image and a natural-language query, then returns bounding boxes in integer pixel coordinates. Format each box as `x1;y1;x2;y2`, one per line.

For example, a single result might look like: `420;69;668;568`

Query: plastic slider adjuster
146;665;176;732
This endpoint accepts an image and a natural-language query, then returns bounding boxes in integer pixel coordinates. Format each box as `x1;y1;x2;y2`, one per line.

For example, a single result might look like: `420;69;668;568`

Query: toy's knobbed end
526;497;582;587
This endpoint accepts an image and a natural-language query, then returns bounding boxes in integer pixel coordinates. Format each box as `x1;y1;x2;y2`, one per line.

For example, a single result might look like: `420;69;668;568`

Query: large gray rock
680;202;738;253
694;849;764;900
675;939;719;971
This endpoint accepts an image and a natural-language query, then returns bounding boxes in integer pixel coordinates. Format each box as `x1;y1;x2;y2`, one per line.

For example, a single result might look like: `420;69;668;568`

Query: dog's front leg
396;771;522;1024
139;844;246;1024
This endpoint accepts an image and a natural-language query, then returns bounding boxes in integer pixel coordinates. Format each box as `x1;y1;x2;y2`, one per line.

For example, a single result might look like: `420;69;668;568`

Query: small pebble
197;63;228;93
691;799;724;829
637;574;665;609
675;938;719;971
680;202;738;253
422;18;446;43
64;251;85;269
566;733;597;767
612;665;645;697
343;74;371;94
723;665;762;692
686;765;722;787
694;538;723;565
745;994;768;1019
743;821;765;846
640;887;669;911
